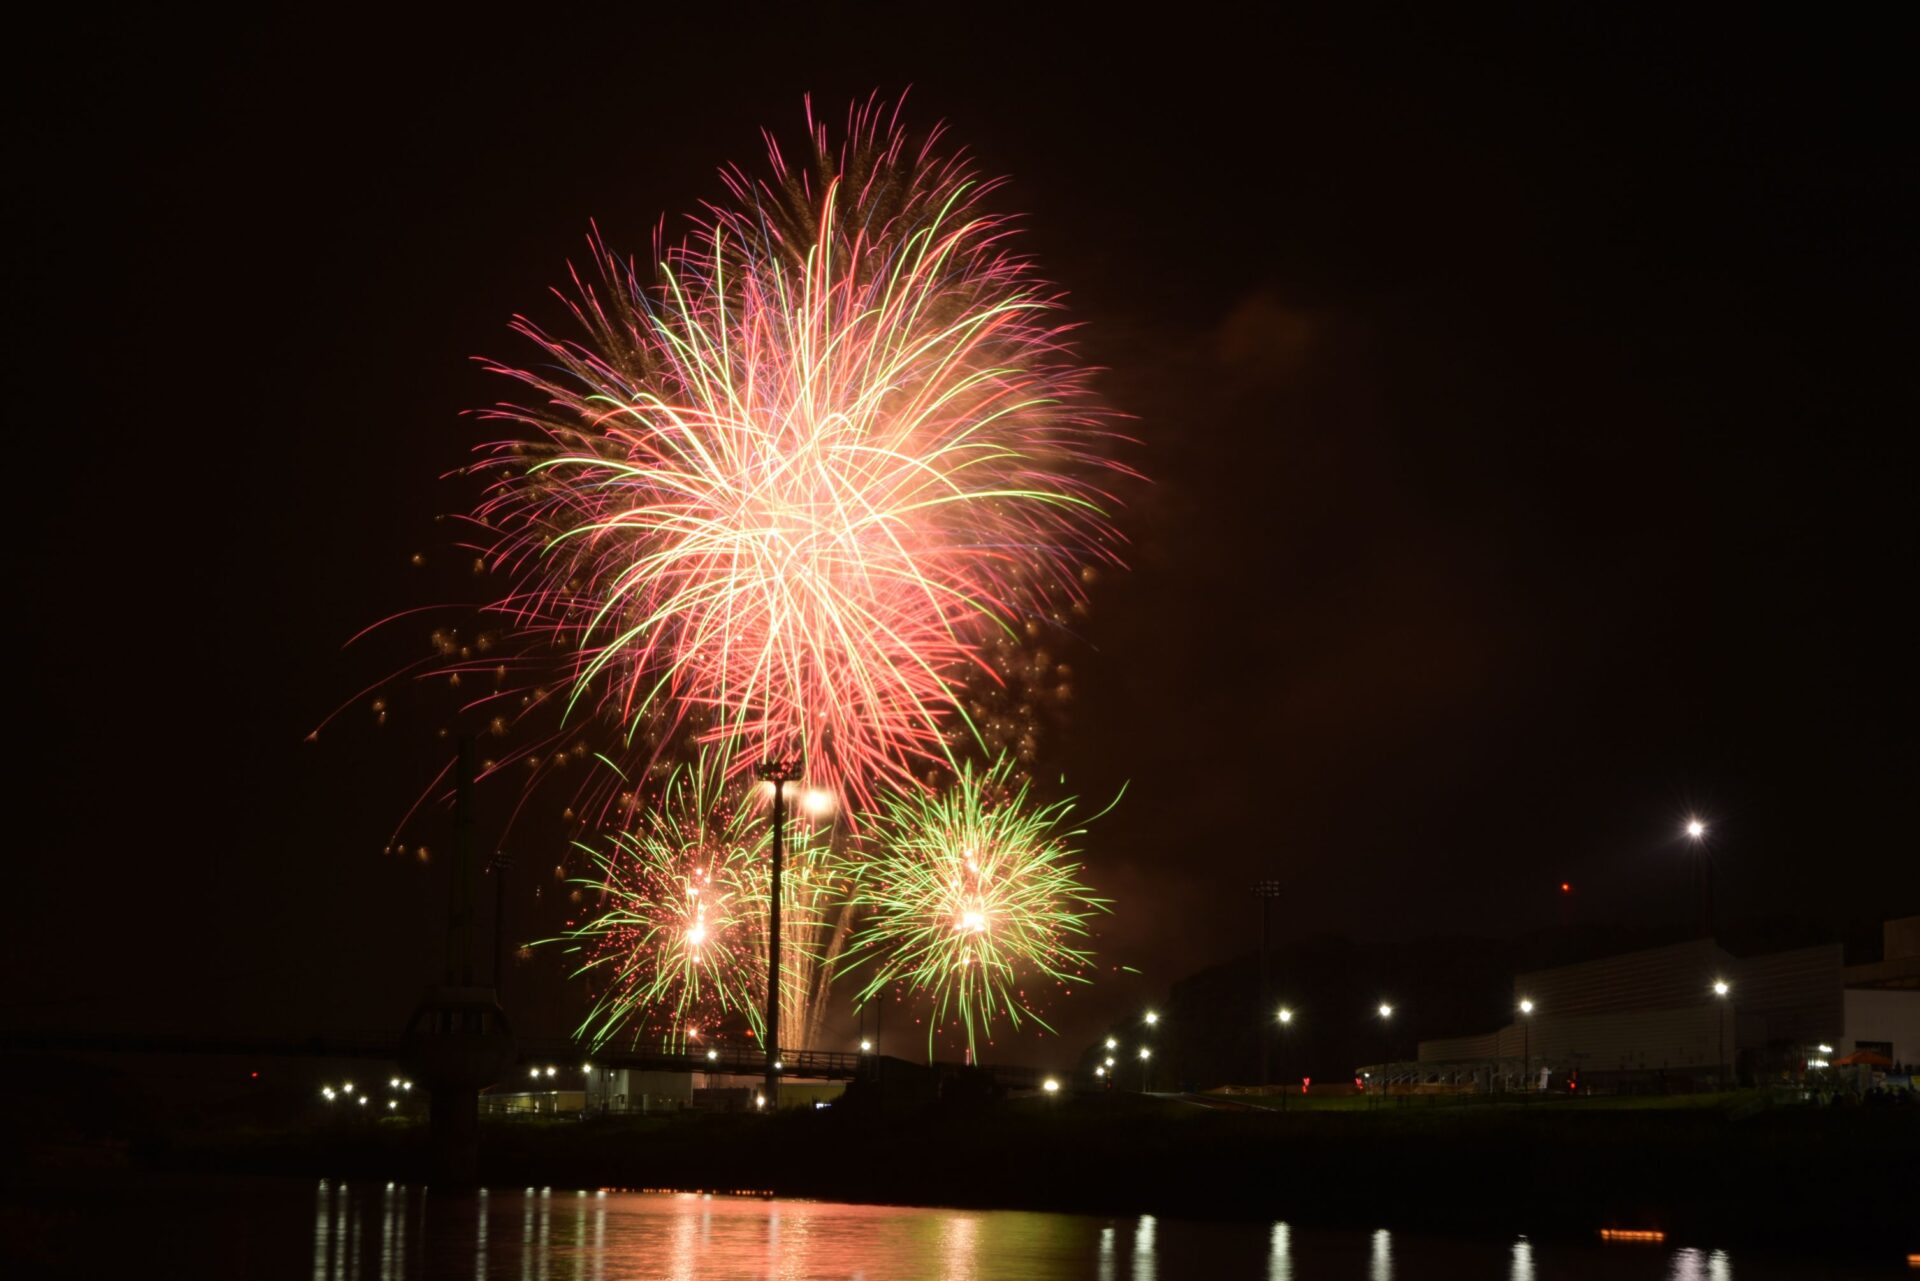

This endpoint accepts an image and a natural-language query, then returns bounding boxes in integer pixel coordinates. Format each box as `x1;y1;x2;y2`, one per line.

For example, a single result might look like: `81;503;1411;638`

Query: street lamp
1253;878;1284;1088
756;758;802;1110
1377;1004;1394;1098
1518;999;1535;1092
1712;979;1731;1085
1144;1011;1159;1027
1105;1037;1118;1051
1277;1007;1295;1109
1685;818;1714;938
1138;1046;1152;1092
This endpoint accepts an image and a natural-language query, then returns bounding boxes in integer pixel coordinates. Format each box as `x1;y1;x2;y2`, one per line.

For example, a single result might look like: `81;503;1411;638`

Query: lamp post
1518;999;1534;1093
1138;1046;1152;1093
1712;979;1730;1086
1377;1003;1393;1102
1277;1007;1294;1110
1685;818;1714;939
1254;878;1283;1088
756;758;799;1110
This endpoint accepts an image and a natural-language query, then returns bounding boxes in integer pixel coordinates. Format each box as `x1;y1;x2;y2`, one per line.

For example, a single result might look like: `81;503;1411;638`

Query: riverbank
110;1091;1914;1253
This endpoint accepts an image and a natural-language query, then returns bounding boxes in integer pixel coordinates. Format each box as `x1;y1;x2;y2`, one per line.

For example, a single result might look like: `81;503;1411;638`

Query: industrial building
1407;915;1918;1090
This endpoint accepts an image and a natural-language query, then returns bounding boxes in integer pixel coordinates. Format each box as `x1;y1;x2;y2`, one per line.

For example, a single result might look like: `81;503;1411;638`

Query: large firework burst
471;97;1128;804
841;755;1108;1058
553;757;844;1051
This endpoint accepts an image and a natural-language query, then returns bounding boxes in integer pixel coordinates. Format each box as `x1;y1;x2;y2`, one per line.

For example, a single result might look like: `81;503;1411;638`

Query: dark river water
3;1176;1906;1278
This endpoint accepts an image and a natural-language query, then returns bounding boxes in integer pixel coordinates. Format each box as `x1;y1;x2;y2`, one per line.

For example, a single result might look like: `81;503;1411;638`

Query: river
2;1176;1903;1278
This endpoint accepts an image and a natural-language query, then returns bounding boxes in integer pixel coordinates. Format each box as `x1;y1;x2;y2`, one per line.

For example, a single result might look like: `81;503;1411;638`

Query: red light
1301;1077;1311;1094
250;1071;259;1079
1560;882;1571;893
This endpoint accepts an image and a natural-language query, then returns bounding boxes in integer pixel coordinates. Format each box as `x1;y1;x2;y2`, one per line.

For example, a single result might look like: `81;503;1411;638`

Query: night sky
13;9;1914;1063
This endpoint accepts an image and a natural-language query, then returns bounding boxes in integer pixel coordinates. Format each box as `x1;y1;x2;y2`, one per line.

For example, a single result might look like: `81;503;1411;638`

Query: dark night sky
12;8;1915;1063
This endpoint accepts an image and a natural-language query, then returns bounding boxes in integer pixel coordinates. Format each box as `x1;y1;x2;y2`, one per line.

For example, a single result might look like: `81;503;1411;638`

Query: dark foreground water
3;1176;1907;1278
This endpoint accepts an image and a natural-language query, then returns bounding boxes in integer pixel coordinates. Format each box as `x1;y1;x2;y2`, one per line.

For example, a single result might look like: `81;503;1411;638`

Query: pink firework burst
470;96;1129;802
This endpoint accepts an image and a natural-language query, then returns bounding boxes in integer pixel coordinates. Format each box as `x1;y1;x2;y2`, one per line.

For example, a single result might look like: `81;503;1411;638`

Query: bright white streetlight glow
389;1077;401;1089
1519;999;1534;1015
1104;1056;1115;1067
342;1082;354;1093
388;1100;397;1110
1686;818;1706;840
1144;1011;1159;1026
357;1096;368;1106
1712;980;1729;997
1138;1047;1151;1060
860;1039;873;1053
1094;1066;1105;1077
707;1049;718;1061
1277;1007;1293;1024
1105;1037;1118;1050
1042;1078;1060;1094
1378;1004;1393;1019
774;1060;784;1070
546;1066;557;1077
1817;1043;1833;1054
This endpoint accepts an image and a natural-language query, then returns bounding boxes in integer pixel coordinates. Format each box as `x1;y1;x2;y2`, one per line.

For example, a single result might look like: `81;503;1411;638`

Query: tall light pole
1138;1045;1152;1093
1518;999;1535;1093
1277;1007;1294;1110
756;758;799;1110
1377;1003;1393;1101
1712;979;1730;1086
1253;879;1283;1088
1685;818;1714;939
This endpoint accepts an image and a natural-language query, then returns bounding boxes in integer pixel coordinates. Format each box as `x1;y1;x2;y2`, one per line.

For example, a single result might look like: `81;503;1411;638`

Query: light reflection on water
290;1179;1883;1280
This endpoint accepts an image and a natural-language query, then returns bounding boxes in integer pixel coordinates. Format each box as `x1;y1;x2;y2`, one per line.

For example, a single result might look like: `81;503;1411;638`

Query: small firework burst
554;756;842;1050
842;755;1108;1057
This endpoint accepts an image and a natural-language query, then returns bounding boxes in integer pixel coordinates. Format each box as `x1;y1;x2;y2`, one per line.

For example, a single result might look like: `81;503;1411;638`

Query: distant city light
1519;999;1534;1015
1277;1007;1293;1024
1138;1047;1151;1060
1042;1078;1060;1094
389;1077;401;1089
1378;1003;1393;1019
1105;1037;1118;1051
1686;818;1706;840
1143;1011;1159;1026
860;1040;873;1053
1712;980;1730;997
707;1049;718;1061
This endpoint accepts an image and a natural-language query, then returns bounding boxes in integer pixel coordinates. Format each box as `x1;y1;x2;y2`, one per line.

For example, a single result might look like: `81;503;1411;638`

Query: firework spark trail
551;755;844;1051
840;755;1110;1059
470;96;1130;805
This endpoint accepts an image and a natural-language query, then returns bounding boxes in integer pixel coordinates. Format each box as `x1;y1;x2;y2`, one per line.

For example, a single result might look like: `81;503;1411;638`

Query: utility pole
489;852;512;996
1253;879;1283;1088
757;758;799;1111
